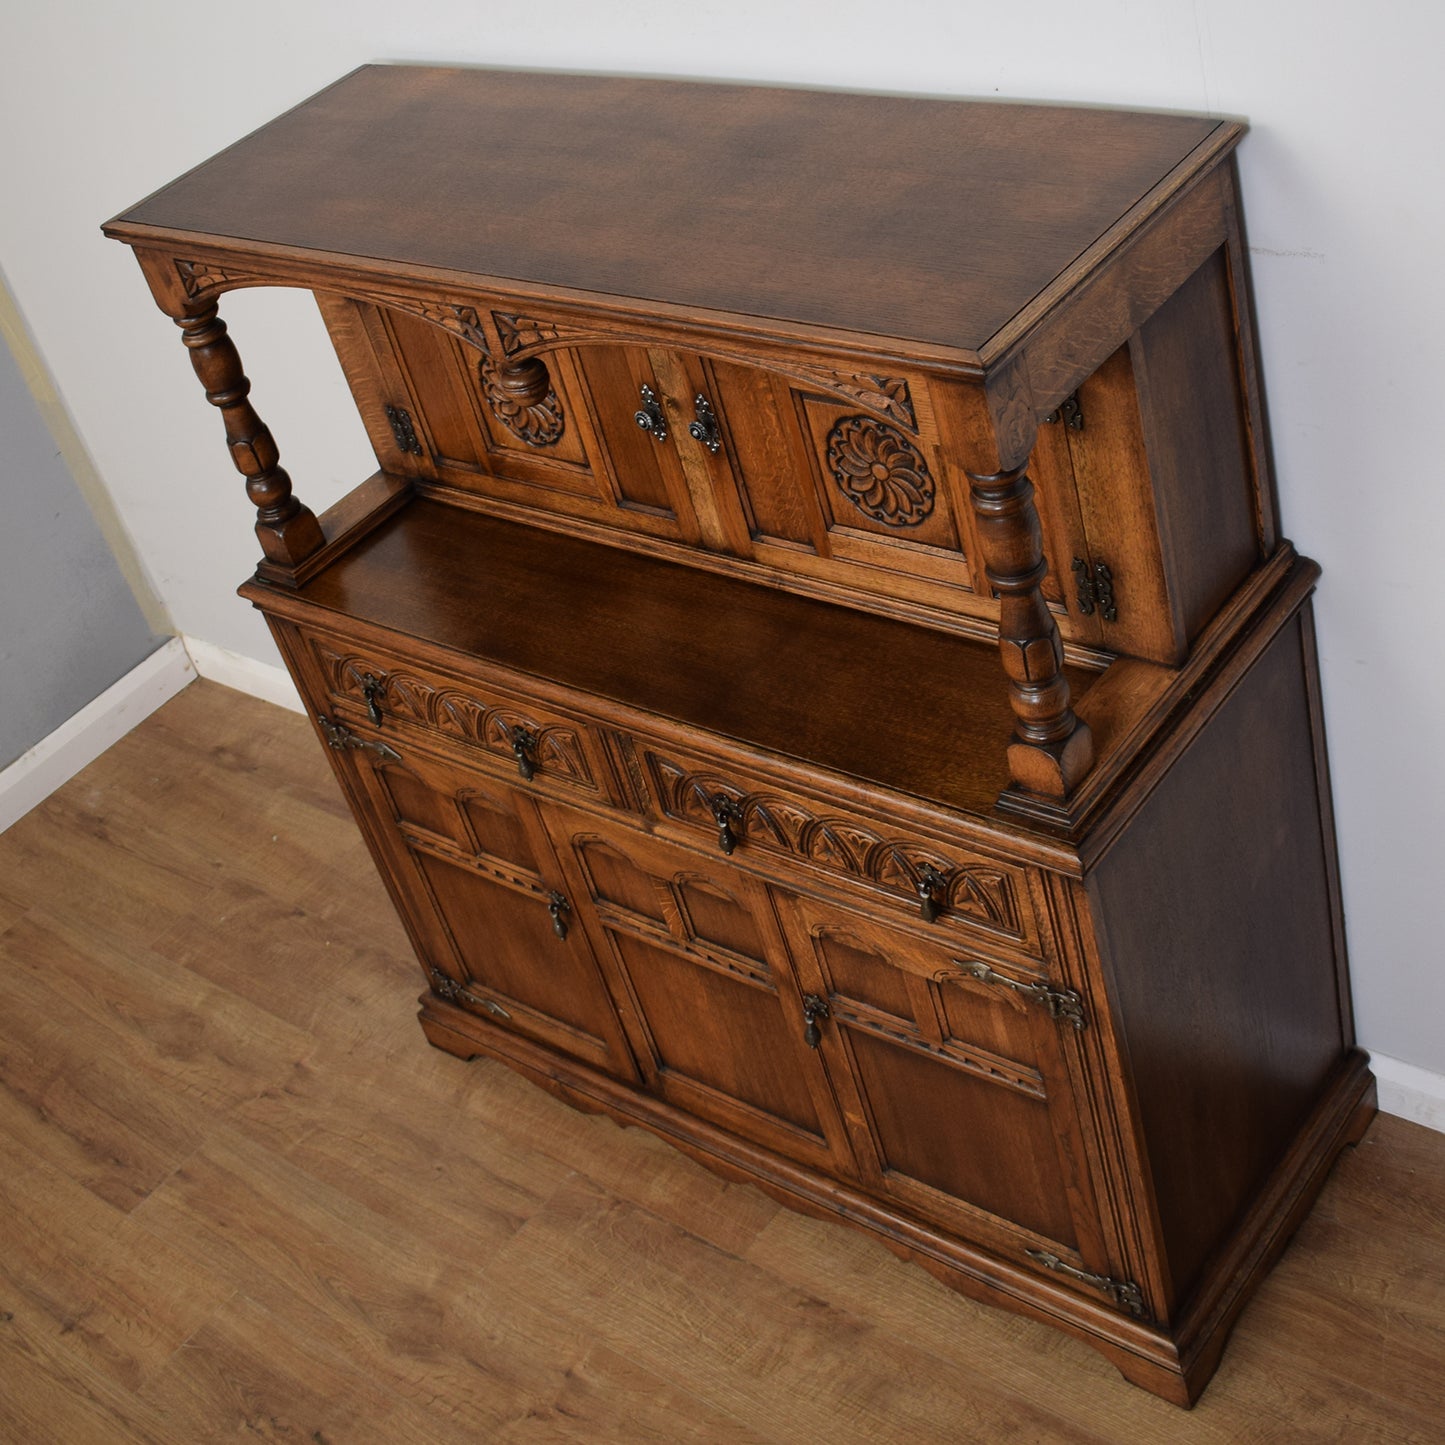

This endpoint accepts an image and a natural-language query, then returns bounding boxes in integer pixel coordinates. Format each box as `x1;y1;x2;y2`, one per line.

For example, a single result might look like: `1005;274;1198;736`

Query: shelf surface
283;497;1097;817
110;64;1225;354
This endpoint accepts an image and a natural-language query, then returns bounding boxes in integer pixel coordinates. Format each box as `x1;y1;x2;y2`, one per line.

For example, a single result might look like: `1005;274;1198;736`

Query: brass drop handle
802;993;830;1049
916;862;948;923
709;792;743;855
547;890;571;941
360;672;386;727
688;393;722;454
509;725;538;781
634;383;668;443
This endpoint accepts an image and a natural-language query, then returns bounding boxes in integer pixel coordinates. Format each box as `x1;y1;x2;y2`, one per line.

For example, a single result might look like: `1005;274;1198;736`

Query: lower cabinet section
284;610;1373;1409
324;722;1122;1304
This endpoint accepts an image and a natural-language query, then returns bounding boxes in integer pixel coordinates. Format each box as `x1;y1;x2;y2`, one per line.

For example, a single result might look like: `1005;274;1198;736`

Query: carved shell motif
478;356;565;448
826;415;935;527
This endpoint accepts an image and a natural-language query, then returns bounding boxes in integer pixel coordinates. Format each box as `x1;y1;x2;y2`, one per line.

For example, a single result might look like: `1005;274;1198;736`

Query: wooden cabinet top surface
105;64;1235;358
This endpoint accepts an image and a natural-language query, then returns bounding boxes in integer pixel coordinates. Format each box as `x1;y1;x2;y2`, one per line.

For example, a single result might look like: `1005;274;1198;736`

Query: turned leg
967;462;1093;800
175;301;324;570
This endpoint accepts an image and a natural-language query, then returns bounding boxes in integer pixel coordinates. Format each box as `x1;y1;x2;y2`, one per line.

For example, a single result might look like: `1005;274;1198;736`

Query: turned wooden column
175;302;324;570
946;359;1094;803
967;458;1093;801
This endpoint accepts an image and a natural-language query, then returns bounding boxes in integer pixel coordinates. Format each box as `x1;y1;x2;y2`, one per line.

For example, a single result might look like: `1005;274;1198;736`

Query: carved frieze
174;259;251;298
496;313;561;355
796;369;917;429
366;298;490;351
649;756;1023;936
314;644;593;786
495;312;917;426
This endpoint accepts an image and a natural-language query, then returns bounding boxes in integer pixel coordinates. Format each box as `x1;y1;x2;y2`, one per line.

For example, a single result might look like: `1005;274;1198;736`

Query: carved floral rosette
826;415;936;527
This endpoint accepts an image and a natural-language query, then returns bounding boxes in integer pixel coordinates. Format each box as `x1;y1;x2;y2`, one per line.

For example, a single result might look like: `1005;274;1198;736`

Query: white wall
2;2;1441;1081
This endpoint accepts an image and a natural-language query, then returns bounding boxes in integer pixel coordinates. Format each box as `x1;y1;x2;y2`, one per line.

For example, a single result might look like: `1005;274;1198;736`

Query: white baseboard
0;637;195;833
1371;1053;1445;1135
181;634;303;714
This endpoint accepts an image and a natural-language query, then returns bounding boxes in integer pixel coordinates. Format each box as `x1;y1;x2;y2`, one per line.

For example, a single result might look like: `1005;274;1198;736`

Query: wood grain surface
1;681;1437;1442
106;65;1225;351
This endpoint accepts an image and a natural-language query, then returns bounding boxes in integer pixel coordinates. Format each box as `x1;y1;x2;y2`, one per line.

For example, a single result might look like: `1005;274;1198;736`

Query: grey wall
0;305;166;770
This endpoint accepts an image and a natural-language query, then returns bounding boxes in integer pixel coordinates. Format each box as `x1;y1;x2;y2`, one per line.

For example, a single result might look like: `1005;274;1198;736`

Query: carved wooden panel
641;748;1037;952
307;636;612;800
826;415;936;527
478;355;566;447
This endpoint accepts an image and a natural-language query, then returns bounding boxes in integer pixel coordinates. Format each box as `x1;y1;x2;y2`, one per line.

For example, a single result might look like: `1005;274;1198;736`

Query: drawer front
299;628;625;808
632;739;1042;960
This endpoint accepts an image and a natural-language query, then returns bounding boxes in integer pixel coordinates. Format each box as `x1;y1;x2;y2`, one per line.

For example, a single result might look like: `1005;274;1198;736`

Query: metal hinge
1045;393;1084;431
1071;557;1118;623
317;715;401;763
428;967;511;1019
385;403;423;456
1026;1250;1148;1318
953;960;1086;1030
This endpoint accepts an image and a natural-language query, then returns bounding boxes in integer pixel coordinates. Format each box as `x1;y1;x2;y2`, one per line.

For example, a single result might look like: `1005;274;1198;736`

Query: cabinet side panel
1132;247;1261;643
1086;607;1347;1306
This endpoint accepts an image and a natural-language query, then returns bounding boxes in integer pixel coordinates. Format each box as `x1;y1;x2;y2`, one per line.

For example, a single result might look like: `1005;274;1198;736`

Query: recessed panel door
774;892;1108;1272
544;803;857;1176
340;735;638;1078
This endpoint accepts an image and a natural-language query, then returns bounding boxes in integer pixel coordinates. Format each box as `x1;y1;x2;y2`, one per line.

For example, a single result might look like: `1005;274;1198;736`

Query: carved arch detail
494;310;918;429
648;757;1025;938
312;643;594;788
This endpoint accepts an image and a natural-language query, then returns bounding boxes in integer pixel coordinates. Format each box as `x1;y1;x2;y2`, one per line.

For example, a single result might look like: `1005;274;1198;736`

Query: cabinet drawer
298;627;625;808
632;739;1042;959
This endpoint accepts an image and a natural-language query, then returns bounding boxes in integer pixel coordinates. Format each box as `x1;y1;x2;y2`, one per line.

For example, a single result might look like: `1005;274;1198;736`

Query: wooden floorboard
0;679;1441;1442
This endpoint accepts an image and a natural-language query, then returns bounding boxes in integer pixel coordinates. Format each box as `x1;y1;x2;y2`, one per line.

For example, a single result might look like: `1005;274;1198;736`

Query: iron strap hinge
385;403;423;456
317;714;401;763
1071;557;1118;623
1026;1250;1148;1318
954;960;1086;1030
1044;392;1084;430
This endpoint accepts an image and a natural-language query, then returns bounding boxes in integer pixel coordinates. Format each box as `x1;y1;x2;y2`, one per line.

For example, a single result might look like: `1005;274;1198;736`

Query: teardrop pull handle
709;792;743;855
688;393;722;454
360;672;386;727
802;994;830;1049
547;890;571;941
634;383;669;443
916;862;948;923
509;725;538;781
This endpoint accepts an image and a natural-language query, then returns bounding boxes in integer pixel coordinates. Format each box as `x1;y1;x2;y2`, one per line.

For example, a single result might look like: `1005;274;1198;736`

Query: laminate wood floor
1;680;1441;1442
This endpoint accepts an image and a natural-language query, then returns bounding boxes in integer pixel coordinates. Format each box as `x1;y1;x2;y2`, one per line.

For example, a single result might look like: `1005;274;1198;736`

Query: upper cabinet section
104;65;1277;682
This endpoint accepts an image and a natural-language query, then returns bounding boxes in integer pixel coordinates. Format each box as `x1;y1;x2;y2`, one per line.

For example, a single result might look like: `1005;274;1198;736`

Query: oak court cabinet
104;65;1374;1406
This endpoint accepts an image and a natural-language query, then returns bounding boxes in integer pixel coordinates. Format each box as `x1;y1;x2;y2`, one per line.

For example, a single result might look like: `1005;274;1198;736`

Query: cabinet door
774;893;1108;1271
543;803;857;1176
337;733;638;1079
